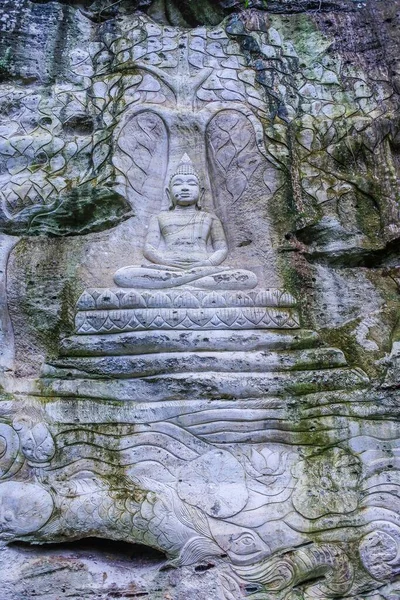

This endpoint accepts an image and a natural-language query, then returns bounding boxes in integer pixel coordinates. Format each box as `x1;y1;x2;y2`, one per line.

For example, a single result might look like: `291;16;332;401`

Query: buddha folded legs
114;264;258;289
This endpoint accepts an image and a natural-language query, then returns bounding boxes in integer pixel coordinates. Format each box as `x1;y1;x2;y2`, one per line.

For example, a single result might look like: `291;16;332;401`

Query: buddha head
167;154;204;210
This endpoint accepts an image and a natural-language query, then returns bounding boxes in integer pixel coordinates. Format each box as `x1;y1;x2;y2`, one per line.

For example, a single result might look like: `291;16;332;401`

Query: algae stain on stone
269;13;333;66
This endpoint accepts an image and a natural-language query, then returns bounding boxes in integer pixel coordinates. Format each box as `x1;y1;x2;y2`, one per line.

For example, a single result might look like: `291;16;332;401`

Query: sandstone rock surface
0;1;400;599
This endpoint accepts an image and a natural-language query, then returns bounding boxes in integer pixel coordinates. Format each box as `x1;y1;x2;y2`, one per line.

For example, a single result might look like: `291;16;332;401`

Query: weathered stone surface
0;0;400;598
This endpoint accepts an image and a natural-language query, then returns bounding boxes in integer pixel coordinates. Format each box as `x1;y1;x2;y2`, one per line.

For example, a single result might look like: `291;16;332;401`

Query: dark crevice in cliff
298;236;400;268
11;538;167;562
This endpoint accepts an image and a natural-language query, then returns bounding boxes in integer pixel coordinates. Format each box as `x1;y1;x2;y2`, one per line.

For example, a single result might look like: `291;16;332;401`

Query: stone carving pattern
0;416;55;538
75;306;300;334
2;393;398;599
0;6;400;600
0;12;397;237
76;288;297;310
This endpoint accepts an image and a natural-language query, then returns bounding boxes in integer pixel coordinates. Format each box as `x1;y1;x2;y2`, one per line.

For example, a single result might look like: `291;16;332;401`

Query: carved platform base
45;287;369;401
46;347;348;379
42;366;369;400
60;328;321;357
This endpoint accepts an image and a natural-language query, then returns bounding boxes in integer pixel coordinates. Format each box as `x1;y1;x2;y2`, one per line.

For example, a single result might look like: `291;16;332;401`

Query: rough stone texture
0;1;400;599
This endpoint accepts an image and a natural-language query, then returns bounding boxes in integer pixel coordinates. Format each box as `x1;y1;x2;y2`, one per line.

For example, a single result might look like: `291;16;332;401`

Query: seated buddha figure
114;154;258;290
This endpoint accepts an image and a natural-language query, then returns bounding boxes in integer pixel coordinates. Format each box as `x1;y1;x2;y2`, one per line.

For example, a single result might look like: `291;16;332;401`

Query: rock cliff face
0;1;399;599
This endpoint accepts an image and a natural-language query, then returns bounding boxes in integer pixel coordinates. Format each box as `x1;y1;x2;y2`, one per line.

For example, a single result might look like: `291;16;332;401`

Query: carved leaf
174;536;222;567
216;143;236;171
114;111;168;207
207;110;262;202
175;500;211;538
219;572;242;600
226;170;247;200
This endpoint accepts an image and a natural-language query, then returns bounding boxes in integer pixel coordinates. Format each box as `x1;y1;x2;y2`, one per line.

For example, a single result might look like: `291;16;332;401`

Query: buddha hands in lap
114;154;257;290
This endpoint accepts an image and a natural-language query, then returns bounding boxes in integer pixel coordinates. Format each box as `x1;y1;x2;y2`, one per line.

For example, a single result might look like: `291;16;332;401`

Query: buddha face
168;173;201;207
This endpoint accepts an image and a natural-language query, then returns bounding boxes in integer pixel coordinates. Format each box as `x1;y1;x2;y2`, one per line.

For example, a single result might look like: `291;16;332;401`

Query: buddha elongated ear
197;187;205;210
166;186;174;210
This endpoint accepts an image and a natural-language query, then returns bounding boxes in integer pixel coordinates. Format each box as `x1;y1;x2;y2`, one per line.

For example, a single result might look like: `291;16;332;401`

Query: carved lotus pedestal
45;285;368;397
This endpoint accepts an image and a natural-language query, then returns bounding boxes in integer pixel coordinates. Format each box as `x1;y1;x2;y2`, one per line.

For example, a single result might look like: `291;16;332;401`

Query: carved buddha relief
114;153;258;290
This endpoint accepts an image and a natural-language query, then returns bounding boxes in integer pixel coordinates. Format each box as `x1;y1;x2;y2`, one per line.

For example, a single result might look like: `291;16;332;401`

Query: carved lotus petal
227;292;253;307
218;308;238;327
174;292;200;308
124;313;138;330
255;290;274;306
76;291;96;310
102;317;118;331
234;315;248;327
97;290;120;309
176;316;191;329
78;312;107;332
278;291;296;307
161;309;186;327
77;321;94;334
134;310;157;328
109;311;131;329
202;292;225;308
145;292;171;308
152;316;165;328
121;291;147;308
210;314;221;326
269;310;288;327
188;309;212;327
245;308;266;325
286;314;300;328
